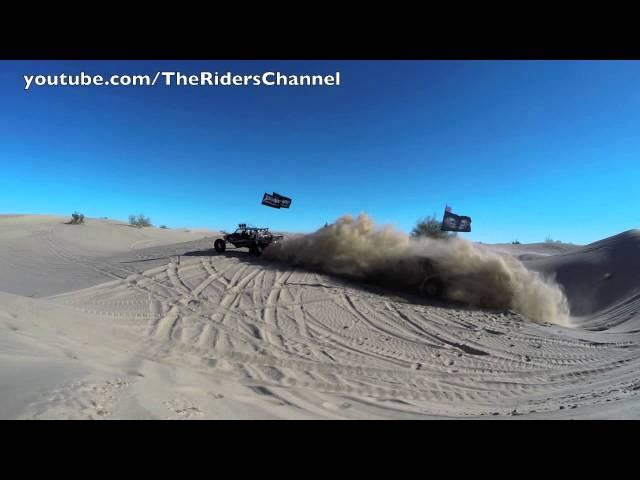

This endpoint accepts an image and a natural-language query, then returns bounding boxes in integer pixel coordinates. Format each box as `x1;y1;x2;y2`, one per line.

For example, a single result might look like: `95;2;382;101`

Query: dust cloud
265;214;569;325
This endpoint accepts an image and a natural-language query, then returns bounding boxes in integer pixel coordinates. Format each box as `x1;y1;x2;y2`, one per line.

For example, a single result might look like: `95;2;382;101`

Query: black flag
272;192;292;208
262;193;281;208
441;209;472;232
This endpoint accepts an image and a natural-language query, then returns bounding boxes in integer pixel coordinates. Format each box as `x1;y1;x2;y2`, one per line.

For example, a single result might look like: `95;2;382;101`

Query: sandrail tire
214;239;226;253
421;277;444;299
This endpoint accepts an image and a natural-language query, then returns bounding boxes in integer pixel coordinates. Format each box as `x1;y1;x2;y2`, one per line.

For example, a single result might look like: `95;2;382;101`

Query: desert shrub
68;211;85;225
512;240;521;244
411;214;453;240
129;214;152;228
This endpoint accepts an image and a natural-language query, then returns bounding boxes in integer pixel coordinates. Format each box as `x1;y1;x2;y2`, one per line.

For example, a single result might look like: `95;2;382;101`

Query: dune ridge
525;229;640;330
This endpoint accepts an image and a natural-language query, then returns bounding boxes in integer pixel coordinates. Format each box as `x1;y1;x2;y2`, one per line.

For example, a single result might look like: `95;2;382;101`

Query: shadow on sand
182;248;251;259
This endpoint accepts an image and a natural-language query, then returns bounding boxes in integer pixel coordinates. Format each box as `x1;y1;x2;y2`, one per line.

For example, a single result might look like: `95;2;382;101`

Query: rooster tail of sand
265;214;570;326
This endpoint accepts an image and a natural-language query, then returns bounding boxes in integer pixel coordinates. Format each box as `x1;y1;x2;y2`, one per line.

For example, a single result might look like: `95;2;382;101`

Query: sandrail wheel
421;277;444;299
214;239;226;253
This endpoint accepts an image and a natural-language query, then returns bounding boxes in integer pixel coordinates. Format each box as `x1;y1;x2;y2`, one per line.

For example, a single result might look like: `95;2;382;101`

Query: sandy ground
1;215;639;419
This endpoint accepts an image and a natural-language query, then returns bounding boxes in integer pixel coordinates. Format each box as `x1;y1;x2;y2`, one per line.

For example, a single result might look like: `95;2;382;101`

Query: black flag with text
441;209;472;232
262;192;293;209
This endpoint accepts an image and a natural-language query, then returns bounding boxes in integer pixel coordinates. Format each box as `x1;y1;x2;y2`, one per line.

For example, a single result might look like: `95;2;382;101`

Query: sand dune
1;216;640;419
0;215;218;297
486;242;581;261
524;230;640;332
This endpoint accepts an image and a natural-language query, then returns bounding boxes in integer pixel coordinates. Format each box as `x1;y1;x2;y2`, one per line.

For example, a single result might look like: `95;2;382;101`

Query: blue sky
1;60;639;244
